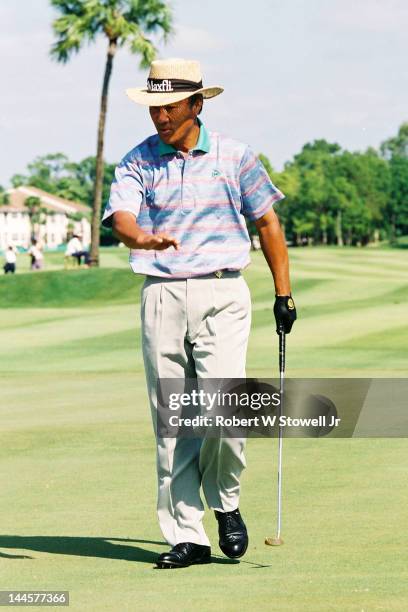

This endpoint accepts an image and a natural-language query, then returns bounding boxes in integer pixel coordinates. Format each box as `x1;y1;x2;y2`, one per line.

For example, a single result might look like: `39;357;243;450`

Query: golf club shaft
276;329;285;539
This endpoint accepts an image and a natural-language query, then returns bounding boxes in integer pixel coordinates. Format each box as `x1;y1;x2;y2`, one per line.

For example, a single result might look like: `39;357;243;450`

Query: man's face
149;98;199;146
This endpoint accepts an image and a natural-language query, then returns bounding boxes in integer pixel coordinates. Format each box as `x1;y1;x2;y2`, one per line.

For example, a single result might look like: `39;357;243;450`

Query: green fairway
1;247;407;611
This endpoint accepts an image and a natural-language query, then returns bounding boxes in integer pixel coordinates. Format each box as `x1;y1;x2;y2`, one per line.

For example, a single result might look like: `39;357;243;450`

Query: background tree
380;123;408;159
257;154;301;243
0;186;9;205
50;0;173;266
331;149;391;244
380;125;408;242
387;156;408;242
12;154;70;193
272;164;300;244
282;140;341;245
24;196;48;242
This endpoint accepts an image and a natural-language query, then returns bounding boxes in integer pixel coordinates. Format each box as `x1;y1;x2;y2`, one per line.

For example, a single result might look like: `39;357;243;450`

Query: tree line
258;123;408;246
2;122;407;247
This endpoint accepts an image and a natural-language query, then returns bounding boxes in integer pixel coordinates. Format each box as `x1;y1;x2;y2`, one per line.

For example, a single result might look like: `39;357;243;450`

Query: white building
0;186;91;251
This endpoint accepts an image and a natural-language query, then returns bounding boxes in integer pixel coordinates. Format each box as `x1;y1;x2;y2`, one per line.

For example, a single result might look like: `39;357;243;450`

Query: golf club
265;326;285;546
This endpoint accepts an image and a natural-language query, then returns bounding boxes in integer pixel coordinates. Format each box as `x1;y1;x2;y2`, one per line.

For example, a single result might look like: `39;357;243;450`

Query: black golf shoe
214;508;248;559
156;542;211;569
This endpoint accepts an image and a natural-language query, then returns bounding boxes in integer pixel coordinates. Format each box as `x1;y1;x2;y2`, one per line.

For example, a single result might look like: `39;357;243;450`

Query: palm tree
50;0;173;266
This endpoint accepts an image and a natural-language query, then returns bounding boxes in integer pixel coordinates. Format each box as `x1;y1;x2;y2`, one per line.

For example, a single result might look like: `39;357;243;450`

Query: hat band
147;78;203;93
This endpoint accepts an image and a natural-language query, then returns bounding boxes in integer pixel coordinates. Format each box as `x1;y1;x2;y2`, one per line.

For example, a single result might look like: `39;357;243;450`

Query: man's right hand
112;212;179;251
139;233;180;251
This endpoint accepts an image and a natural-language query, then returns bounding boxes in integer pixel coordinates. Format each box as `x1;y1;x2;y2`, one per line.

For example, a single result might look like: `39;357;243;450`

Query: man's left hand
274;295;297;334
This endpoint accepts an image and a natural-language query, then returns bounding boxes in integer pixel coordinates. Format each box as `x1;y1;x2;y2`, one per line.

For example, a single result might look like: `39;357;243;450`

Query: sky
1;0;407;186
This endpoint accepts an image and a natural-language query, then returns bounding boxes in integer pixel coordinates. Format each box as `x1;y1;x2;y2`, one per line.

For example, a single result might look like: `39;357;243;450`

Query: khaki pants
141;273;251;546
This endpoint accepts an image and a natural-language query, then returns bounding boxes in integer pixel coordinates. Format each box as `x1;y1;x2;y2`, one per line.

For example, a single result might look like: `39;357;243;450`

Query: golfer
102;58;297;569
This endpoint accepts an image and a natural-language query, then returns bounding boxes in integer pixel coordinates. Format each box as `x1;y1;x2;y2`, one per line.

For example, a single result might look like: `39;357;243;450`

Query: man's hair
189;94;203;114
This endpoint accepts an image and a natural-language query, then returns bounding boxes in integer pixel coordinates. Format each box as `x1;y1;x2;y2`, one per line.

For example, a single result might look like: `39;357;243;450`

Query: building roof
1;186;90;215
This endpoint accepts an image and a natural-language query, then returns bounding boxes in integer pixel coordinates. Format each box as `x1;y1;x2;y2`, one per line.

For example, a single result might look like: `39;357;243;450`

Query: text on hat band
147;78;203;93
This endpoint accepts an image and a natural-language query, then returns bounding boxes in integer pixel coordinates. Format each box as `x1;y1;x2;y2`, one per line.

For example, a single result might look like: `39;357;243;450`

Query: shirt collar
158;118;210;156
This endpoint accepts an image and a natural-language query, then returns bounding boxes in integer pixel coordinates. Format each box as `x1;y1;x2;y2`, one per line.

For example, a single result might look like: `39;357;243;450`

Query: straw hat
126;58;223;106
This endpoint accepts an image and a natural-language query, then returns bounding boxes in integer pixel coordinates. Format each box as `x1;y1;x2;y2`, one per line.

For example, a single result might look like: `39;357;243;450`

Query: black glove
274;295;297;334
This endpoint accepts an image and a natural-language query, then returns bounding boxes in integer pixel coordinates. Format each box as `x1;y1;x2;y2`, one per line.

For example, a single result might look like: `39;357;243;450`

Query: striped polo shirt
102;119;284;278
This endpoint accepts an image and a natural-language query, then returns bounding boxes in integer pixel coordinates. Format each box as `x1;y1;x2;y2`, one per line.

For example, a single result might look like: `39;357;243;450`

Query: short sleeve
239;147;285;220
101;157;144;228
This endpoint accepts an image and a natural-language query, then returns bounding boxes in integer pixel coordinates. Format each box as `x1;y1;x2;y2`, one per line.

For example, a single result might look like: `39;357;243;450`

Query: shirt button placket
181;152;194;213
178;154;185;211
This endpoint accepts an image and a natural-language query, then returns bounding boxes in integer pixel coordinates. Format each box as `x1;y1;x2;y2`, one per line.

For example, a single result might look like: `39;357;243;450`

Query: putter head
265;537;284;546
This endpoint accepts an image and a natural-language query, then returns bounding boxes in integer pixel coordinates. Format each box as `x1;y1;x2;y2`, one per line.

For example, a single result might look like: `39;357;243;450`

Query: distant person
77;243;91;267
3;246;16;274
28;240;44;270
65;234;83;266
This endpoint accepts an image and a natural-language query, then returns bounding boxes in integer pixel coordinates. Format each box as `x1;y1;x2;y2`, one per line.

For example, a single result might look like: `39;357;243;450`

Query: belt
144;270;241;282
182;270;241;280
204;270;241;279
